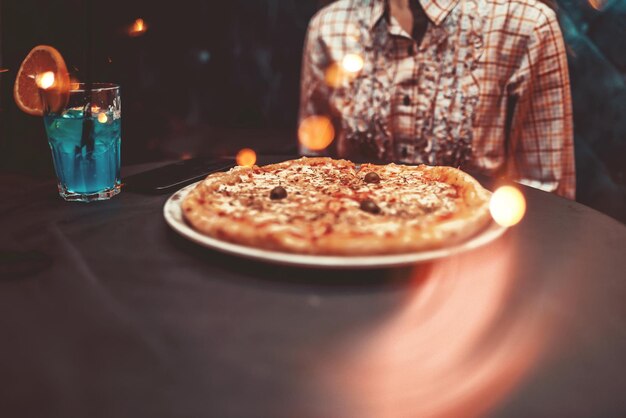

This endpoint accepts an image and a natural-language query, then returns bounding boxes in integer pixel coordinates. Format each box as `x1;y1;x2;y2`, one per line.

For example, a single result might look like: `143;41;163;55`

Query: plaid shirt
299;0;575;199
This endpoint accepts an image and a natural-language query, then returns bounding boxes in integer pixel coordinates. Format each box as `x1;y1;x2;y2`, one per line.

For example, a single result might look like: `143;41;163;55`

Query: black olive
364;172;381;184
270;186;287;200
360;199;381;214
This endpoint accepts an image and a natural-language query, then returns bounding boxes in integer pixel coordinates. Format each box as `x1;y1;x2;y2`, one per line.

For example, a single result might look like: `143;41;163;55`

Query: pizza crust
182;157;492;255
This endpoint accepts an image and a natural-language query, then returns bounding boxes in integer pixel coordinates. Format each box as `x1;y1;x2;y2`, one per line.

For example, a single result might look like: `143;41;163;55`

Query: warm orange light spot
325;55;363;88
35;71;55;90
236;148;257;167
129;18;147;36
588;0;607;10
70;75;80;91
490;185;526;227
324;62;345;88
180;152;193;160
97;112;108;123
341;53;364;74
298;115;335;151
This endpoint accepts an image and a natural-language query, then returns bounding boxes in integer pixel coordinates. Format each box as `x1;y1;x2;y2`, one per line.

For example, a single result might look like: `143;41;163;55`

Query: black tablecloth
1;160;626;418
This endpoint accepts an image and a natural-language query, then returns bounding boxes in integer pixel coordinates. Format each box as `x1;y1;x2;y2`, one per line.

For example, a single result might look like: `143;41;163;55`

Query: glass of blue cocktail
43;83;121;202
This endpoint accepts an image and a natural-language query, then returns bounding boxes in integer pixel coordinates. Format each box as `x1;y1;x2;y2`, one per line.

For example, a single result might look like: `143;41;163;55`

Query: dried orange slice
13;45;70;116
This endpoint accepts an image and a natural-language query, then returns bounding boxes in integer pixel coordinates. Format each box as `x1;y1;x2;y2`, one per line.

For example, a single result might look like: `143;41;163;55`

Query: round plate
164;182;508;269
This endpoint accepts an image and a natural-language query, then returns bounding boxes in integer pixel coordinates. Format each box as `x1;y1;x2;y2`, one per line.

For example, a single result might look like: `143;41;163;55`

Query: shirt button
403;95;411;106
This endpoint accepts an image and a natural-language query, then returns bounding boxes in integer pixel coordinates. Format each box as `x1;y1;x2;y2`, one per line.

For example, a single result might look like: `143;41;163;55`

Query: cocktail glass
43;83;121;202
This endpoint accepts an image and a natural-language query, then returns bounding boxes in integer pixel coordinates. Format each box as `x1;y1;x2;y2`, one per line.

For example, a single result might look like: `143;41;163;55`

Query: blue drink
43;83;122;201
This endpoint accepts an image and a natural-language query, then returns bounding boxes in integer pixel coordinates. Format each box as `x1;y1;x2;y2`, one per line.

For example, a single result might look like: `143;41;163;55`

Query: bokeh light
324;62;345;88
325;54;363;88
70;75;80;91
490;185;526;227
129;18;147;37
298;115;335;151
198;50;211;64
0;68;9;73
35;71;55;90
236;148;257;167
97;113;108;124
341;53;364;74
588;0;608;10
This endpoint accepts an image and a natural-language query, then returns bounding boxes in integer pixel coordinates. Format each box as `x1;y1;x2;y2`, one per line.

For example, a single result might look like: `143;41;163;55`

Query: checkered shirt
299;0;575;199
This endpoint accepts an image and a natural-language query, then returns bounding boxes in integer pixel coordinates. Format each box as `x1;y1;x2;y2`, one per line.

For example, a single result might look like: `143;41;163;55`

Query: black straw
80;0;94;152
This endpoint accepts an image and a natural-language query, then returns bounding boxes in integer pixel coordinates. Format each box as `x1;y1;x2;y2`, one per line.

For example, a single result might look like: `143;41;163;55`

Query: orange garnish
13;45;70;116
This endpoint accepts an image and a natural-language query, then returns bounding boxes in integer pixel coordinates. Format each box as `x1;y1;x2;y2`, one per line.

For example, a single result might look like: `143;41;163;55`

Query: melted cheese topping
199;160;461;238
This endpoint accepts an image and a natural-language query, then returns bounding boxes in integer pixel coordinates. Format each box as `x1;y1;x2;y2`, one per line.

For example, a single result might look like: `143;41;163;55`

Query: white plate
163;182;508;269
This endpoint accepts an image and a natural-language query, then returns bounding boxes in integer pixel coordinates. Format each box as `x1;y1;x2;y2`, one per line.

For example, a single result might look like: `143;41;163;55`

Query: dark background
0;0;624;222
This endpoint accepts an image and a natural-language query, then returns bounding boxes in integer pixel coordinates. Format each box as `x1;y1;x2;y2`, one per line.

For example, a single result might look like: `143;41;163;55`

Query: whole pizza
181;157;492;255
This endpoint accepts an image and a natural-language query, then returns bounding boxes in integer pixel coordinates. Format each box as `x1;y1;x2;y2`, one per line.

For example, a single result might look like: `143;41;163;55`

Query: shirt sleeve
298;15;333;156
507;8;576;200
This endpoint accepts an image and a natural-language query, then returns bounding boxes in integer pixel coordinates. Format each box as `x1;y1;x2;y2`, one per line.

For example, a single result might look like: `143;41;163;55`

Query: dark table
1;160;626;418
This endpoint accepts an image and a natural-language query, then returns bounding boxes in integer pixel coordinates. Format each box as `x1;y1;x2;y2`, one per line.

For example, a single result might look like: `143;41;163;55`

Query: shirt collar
368;0;460;29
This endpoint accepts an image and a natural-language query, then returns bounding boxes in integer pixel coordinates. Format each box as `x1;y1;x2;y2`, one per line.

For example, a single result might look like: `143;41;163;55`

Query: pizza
181;157;492;255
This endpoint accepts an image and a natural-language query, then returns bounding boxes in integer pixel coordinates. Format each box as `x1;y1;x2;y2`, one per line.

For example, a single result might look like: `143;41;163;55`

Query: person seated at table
298;0;575;199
